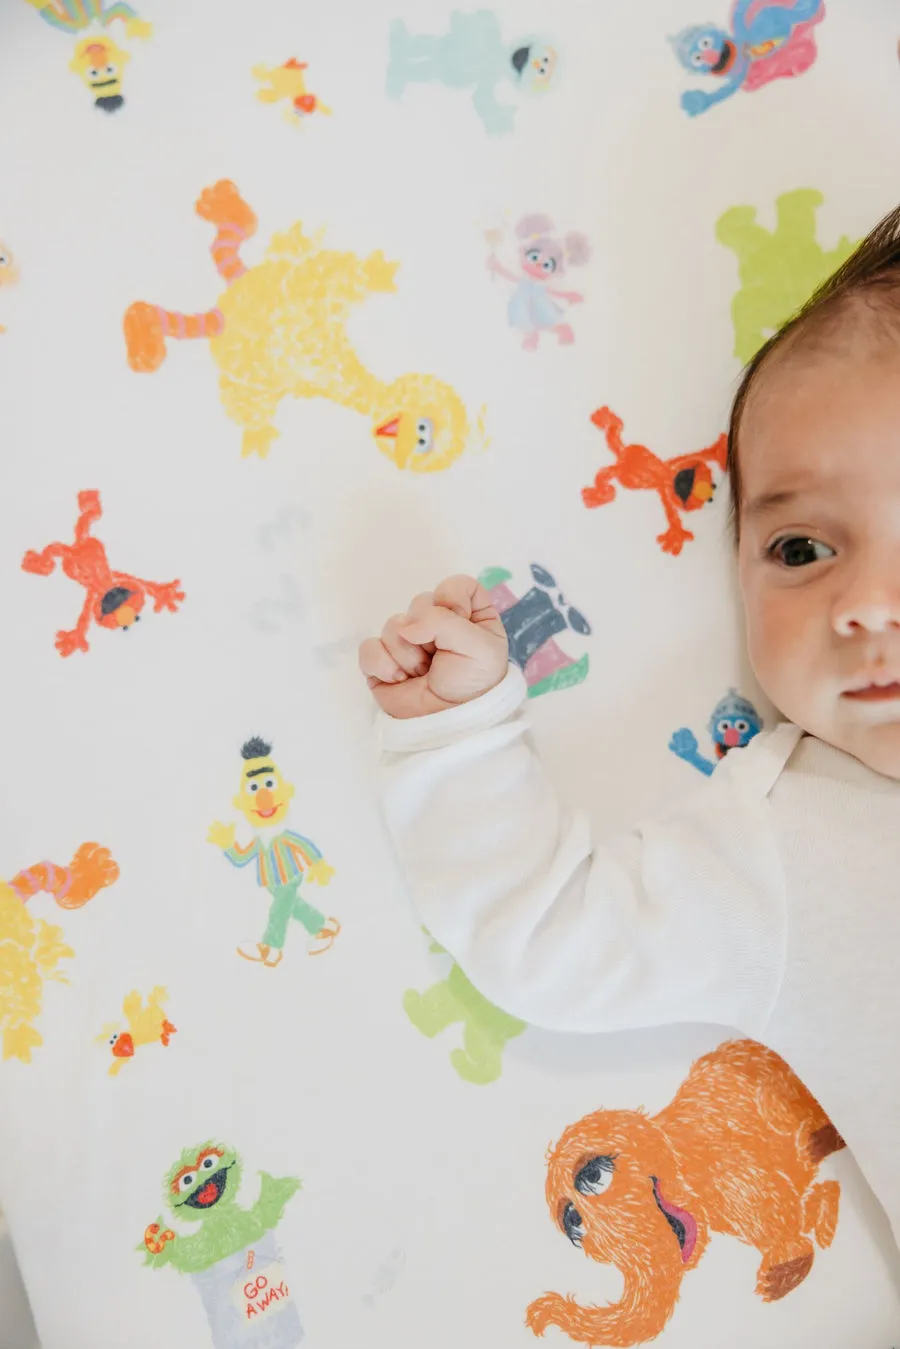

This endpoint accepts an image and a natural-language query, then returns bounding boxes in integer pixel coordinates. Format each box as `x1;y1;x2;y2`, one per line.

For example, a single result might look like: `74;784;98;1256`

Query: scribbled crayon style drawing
386;10;558;136
717;188;856;362
21;490;185;657
527;1039;844;1346
669;690;762;776
360;1247;406;1309
139;1142;303;1348
0;242;19;331
672;0;825;118
124;180;473;470
24;0;152;112
478;564;591;698
208;737;340;968
404;936;525;1085
248;575;305;634
257;505;310;551
1;844;119;1063
486;214;590;349
582;407;727;557
99;986;176;1076
253;58;332;124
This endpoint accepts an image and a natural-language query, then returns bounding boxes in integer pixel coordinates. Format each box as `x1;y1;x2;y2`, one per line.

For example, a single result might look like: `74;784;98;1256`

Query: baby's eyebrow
743;487;810;519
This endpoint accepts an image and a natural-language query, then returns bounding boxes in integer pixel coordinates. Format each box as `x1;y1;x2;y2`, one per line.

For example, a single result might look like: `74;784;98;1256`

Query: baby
359;205;900;1247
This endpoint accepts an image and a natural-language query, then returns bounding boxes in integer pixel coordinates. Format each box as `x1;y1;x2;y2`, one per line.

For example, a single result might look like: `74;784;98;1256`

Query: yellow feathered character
1;844;119;1062
124;180;472;470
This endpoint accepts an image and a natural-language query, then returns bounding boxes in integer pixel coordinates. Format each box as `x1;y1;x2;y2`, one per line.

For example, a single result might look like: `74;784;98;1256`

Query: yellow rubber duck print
0;843;119;1063
123;180;471;470
99;986;176;1076
253;58;332;125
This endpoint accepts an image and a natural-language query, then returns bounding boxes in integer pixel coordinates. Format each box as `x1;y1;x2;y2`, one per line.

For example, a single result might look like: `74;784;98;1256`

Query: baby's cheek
744;587;799;704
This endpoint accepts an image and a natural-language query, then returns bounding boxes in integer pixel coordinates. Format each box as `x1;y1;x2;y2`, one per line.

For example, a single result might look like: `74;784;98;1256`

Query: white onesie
376;664;900;1246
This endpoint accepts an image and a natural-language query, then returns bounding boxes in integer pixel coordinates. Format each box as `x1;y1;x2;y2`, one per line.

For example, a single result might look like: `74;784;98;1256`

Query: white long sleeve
377;665;802;1037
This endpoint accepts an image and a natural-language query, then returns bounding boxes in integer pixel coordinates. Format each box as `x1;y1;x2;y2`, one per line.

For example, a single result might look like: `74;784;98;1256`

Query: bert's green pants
262;877;324;950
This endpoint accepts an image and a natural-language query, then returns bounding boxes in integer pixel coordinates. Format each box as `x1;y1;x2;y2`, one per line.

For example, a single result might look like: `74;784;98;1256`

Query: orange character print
21;489;185;656
582;406;727;555
527;1039;843;1346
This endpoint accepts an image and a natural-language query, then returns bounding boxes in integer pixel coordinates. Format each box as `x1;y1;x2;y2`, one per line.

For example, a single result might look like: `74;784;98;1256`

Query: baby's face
738;345;900;779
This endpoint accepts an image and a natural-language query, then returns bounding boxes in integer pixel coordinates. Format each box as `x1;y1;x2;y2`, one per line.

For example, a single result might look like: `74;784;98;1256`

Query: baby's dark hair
727;202;900;539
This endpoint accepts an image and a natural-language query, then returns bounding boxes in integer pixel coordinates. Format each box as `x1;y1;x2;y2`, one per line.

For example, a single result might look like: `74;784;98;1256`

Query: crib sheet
1;2;900;1346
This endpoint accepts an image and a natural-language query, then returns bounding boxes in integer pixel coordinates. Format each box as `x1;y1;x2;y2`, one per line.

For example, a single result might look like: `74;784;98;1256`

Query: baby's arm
363;577;791;1038
379;675;793;1037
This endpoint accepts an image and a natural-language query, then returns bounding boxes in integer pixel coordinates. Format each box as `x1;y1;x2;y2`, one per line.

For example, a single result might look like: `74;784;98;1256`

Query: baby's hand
359;574;509;719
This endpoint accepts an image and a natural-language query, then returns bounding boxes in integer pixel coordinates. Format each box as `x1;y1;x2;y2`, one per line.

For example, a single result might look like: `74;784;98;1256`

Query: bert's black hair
241;737;272;760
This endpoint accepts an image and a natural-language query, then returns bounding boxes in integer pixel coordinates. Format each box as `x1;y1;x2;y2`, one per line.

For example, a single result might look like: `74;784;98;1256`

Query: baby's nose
833;598;900;637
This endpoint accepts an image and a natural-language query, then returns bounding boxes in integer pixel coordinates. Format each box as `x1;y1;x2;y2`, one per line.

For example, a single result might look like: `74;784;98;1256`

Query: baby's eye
770;536;836;567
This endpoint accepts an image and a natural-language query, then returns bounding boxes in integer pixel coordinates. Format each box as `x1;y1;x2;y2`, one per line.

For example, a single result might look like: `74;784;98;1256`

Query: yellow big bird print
0;843;119;1063
123;180;472;469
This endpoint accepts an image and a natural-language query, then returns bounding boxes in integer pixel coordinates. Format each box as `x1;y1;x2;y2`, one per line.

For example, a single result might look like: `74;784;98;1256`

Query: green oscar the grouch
139;1142;300;1274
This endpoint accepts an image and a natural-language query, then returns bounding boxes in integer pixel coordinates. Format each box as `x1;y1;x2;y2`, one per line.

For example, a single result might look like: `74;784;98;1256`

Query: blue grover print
669;690;762;776
386;10;558;135
672;0;825;117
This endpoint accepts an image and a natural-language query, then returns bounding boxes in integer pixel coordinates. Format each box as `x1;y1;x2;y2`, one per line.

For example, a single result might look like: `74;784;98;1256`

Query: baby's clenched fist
358;574;509;719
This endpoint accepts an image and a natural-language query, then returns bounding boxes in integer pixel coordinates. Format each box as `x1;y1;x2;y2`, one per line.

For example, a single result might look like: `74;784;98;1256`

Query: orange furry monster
528;1039;844;1346
582;406;727;556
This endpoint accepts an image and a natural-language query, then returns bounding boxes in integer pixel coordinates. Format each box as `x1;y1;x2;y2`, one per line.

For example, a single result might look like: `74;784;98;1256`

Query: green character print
139;1141;303;1348
716;188;857;363
403;937;526;1085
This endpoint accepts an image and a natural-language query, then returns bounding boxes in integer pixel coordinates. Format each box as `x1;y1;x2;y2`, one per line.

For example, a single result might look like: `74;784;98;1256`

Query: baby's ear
516;213;554;239
564;232;591;266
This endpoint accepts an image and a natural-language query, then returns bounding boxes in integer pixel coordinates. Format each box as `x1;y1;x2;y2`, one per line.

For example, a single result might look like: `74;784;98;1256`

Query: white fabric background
1;2;900;1346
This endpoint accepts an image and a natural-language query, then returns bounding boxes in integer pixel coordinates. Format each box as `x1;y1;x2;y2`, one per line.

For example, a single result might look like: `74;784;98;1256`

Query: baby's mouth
842;681;900;701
